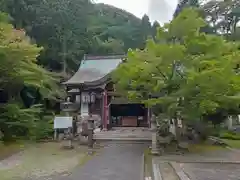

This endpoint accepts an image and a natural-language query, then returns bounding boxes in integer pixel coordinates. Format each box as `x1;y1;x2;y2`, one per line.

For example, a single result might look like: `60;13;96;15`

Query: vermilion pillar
102;90;108;130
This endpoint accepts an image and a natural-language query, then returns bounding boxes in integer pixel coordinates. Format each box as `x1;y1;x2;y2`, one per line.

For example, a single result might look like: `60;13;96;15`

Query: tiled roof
63;55;125;86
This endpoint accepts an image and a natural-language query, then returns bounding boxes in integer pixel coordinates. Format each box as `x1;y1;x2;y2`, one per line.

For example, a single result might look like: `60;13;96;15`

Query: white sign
54;116;73;129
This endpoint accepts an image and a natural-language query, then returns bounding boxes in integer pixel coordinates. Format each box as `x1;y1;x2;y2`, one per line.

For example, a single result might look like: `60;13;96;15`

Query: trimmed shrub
219;132;240;140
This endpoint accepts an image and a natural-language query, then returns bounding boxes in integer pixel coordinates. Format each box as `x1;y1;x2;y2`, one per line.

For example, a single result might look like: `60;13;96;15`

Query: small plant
157;119;170;137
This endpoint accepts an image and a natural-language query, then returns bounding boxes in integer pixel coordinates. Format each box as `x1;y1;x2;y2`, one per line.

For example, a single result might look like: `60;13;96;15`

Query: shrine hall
62;55;150;130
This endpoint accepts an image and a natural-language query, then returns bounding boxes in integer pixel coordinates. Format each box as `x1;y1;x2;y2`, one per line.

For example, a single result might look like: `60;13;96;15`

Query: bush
219;131;240;140
28;115;54;141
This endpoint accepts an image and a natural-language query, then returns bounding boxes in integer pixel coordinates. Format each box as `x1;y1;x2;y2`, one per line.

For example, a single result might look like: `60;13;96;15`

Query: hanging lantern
90;93;96;103
81;92;96;103
76;95;81;103
82;93;90;103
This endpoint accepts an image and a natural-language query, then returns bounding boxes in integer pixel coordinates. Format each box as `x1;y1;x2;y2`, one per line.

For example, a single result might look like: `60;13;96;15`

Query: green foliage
28;115;54;141
0;1;160;72
0;12;62;142
202;0;240;35
113;8;240;124
0;0;92;71
221;139;240;148
89;3;146;52
174;0;200;18
219;131;240;140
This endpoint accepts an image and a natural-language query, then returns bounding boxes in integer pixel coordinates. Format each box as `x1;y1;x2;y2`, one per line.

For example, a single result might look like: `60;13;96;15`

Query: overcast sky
96;0;178;23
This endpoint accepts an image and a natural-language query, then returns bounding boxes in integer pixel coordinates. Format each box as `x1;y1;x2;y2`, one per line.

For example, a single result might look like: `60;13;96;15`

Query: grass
144;148;153;178
0;142;89;180
221;139;240;149
0;141;26;160
188;143;225;153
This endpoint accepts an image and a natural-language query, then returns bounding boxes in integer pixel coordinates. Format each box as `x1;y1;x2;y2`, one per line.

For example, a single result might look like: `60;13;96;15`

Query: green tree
141;14;152;41
174;0;200;18
89;3;144;51
202;0;240;35
1;0;92;72
90;37;125;55
0;12;61;141
113;8;240;125
152;21;161;40
1;0;153;72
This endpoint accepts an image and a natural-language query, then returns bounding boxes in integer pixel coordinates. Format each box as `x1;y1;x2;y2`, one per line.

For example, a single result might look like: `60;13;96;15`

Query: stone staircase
93;127;152;142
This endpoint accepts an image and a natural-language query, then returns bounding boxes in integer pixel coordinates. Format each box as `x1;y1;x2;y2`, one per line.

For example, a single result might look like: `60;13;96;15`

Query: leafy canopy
113;8;240;121
0;12;60;99
0;12;62;141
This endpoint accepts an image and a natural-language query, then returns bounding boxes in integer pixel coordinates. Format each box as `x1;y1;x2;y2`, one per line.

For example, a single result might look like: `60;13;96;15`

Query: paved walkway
153;150;240;180
181;163;240;180
49;142;148;180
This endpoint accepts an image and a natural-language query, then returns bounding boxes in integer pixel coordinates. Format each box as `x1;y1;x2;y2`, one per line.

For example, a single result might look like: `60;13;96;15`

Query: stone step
95;137;151;141
99;140;151;144
94;135;151;138
95;138;151;144
94;134;151;137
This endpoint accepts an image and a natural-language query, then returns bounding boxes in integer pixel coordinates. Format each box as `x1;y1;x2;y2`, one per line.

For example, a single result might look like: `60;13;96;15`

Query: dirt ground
0;142;88;180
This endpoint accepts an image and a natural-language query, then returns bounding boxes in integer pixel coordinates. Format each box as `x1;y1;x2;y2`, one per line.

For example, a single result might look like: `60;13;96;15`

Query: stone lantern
57;96;79;142
148;93;164;155
87;116;95;154
151;114;160;155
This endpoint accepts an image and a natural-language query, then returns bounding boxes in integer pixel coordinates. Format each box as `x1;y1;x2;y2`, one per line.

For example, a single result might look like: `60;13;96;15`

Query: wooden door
122;116;138;127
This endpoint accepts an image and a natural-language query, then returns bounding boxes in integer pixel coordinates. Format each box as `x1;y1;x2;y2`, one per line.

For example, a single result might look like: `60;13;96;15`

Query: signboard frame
54;116;73;129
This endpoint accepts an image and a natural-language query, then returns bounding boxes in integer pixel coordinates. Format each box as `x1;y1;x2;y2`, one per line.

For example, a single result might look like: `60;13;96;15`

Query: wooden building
62;55;150;129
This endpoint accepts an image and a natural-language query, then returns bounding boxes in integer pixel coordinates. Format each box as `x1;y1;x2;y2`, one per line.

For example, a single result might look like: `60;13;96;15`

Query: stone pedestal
88;118;95;155
61;139;73;149
76;120;83;143
151;115;160;155
151;132;160;155
61;128;73;149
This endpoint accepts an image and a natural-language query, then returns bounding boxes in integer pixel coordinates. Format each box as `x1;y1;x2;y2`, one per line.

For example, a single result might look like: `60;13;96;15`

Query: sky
96;0;178;23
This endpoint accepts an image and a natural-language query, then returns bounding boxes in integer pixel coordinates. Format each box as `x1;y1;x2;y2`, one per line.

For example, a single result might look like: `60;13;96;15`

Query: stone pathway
0;141;149;180
153;150;240;180
181;163;240;180
48;142;148;180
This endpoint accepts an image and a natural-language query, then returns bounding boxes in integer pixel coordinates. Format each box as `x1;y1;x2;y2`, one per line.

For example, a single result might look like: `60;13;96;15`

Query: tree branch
155;66;168;81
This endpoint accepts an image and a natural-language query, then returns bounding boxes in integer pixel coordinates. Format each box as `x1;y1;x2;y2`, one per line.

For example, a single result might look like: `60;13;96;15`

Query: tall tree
202;0;240;35
174;0;200;18
141;14;152;41
1;0;92;72
0;12;61;141
152;21;161;40
113;9;240;125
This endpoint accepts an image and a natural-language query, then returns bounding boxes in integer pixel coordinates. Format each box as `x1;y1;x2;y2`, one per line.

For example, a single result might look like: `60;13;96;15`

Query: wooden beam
107;91;122;96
